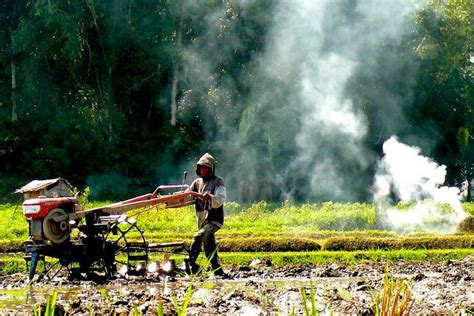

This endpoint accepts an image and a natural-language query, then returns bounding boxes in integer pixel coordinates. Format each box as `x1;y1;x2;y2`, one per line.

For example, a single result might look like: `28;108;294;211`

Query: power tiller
22;185;200;280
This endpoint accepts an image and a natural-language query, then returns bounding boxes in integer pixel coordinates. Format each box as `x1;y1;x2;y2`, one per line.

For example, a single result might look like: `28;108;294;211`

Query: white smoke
258;0;421;201
374;136;467;232
178;0;431;202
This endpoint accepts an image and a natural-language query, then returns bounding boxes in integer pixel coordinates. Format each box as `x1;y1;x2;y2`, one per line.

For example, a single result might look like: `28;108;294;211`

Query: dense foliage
0;0;471;201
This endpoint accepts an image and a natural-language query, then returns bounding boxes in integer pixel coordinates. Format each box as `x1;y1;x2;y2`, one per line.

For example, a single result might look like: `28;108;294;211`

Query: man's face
199;165;211;177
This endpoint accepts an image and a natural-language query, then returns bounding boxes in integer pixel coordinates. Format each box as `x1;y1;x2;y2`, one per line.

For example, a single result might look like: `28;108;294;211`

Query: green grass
0;204;29;241
217;249;474;267
0;256;26;275
0;201;472;275
462;202;474;215
104;200;474;236
1;201;473;242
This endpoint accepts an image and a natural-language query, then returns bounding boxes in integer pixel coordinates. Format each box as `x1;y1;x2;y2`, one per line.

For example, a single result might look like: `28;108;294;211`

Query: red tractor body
21;184;200;280
23;197;79;219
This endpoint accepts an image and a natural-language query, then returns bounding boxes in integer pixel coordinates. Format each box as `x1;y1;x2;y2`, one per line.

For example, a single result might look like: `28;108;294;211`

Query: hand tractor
22;184;200;280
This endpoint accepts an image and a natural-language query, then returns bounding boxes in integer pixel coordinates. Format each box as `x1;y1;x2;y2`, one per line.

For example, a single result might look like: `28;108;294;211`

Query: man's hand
202;192;212;201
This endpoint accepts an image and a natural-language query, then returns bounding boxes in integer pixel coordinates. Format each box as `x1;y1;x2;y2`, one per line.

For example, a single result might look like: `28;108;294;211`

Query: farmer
185;153;226;276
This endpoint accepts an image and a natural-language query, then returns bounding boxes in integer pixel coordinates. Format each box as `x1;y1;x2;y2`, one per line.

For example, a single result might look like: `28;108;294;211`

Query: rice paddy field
0;201;473;314
1;200;473;256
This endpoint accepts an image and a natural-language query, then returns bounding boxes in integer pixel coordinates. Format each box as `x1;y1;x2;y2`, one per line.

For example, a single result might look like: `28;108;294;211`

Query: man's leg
187;230;205;274
202;224;224;275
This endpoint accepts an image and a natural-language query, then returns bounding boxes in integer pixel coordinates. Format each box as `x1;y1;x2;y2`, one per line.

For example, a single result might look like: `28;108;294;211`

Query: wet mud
0;256;472;315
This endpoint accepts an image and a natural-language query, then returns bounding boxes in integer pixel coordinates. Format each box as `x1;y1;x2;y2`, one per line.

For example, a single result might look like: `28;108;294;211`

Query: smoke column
374;136;467;232
180;0;424;202
240;0;419;201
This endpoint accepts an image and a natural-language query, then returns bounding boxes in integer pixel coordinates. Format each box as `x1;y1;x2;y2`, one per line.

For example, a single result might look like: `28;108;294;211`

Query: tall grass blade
33;306;41;316
45;290;58;316
180;284;193;315
301;288;309;316
172;284;193;316
390;280;402;314
157;302;164;316
309;284;318;316
132;304;142;316
377;268;413;316
171;295;180;313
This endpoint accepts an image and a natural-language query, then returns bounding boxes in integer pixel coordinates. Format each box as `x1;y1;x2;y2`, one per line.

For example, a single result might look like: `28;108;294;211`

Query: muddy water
0;256;472;315
0;277;369;313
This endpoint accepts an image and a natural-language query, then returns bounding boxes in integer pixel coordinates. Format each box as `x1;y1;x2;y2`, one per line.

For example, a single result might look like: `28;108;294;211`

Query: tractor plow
21;184;200;281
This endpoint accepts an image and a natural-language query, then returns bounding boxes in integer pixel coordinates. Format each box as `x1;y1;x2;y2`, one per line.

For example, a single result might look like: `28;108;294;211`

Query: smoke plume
179;0;426;202
374;136;467;232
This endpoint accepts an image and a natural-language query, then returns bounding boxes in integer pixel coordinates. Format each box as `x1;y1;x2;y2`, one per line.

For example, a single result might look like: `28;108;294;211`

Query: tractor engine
23;197;81;244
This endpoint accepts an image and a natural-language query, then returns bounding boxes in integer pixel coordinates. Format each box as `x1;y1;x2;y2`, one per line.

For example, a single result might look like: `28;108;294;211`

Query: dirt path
0;256;472;315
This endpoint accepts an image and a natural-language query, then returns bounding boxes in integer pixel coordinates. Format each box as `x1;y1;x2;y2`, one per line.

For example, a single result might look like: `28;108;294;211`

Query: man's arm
211;186;226;208
202;185;226;208
187;179;199;193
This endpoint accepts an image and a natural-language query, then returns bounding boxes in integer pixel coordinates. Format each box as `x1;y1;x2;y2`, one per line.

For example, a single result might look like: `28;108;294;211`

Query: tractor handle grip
153;184;190;196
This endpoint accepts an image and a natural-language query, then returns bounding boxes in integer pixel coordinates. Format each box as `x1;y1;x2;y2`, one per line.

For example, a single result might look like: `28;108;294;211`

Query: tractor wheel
43;208;69;244
102;217;148;278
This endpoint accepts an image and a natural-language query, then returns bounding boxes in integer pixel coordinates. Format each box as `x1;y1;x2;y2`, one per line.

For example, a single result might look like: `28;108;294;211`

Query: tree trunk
467;178;472;202
10;33;17;122
171;68;178;126
170;2;184;126
8;0;17;122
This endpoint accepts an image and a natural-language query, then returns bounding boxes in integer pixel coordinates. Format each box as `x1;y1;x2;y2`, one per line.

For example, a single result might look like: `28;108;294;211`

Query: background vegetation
0;0;472;202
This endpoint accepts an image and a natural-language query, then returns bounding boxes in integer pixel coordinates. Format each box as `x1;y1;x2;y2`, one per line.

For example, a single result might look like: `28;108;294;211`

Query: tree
412;0;473;192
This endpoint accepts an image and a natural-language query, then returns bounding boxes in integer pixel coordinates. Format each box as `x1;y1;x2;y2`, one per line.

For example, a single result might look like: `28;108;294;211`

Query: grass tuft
171;284;193;316
373;267;413;316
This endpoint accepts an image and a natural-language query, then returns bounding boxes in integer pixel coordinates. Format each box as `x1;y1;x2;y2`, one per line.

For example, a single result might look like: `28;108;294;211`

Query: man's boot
203;234;225;276
209;254;225;276
213;265;225;276
183;257;200;275
185;236;203;275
